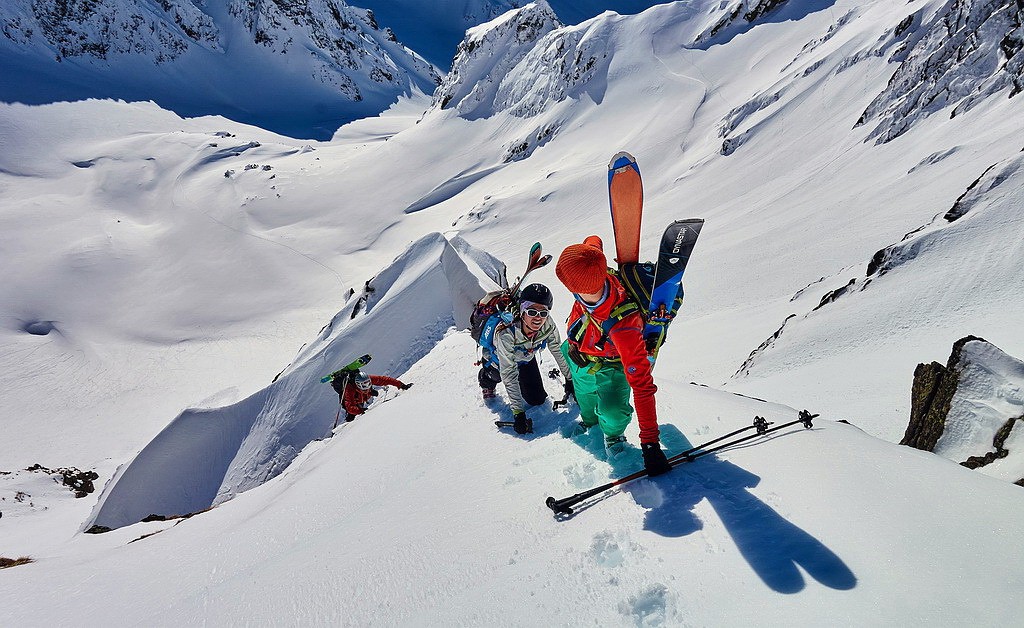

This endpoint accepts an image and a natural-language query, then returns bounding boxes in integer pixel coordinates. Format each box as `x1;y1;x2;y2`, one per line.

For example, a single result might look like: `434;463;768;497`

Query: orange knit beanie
556;236;608;294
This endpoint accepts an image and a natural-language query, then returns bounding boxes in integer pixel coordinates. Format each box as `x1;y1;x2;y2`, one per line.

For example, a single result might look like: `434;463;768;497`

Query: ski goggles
522;307;549;318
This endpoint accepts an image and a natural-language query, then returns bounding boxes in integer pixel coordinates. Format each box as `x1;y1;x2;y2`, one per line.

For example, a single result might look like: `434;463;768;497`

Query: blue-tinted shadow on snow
489;386;580;440
562;421;692;478
693;0;840;50
559;423;856;593
636;451;857;594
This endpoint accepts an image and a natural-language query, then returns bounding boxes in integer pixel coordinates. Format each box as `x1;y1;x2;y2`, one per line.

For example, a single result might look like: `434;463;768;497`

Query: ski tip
608;151;637;171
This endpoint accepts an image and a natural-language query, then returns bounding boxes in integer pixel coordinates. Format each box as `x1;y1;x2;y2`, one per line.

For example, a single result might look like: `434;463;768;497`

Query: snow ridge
0;0;440;138
88;233;491;530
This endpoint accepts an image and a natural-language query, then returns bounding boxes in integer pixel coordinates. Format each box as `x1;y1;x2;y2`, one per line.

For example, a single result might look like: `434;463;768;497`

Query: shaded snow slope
0;0;440;138
4;333;1024;624
88;233;492;530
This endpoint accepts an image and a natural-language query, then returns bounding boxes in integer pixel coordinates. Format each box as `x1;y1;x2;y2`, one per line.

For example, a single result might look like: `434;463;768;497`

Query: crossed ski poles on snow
545;410;819;517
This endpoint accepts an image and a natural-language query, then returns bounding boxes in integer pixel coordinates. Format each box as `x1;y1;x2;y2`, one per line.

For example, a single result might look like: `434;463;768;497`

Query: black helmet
519;283;553;309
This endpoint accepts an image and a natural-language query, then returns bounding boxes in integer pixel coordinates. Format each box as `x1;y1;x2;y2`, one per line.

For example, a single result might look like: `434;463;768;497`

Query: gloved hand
641;443;672;477
563;379;575;399
370;389;379;397
400;382;413;390
513;411;533;435
345;413;357;423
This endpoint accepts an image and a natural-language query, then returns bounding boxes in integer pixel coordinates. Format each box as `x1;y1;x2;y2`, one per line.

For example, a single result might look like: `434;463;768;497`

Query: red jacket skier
334;371;411;421
555;235;671;476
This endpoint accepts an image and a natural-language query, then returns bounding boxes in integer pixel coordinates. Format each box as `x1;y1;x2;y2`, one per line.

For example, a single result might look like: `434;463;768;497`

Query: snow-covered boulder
903;336;1024;485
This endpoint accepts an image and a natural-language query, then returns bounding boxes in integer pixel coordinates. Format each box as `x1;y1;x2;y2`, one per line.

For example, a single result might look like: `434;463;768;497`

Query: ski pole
666;416;771;465
545;411;817;516
333;403;343;429
543;418;769;516
671;411;817;466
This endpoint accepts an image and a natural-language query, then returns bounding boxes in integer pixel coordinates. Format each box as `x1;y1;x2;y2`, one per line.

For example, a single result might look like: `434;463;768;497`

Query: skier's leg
593;364;633;438
517;358;548;407
561;341;599;427
478;363;501;400
478;364;500;389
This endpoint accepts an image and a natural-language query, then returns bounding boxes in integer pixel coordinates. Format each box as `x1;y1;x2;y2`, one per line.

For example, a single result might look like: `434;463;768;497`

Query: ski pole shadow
634;451;858;594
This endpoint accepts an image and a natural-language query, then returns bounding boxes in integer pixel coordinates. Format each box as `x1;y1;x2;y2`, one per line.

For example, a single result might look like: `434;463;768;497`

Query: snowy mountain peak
0;0;440;138
431;1;563;117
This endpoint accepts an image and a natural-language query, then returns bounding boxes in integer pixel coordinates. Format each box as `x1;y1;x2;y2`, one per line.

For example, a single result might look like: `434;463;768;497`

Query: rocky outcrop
858;0;1024;144
901;338;980;451
902;336;1024;485
695;0;792;45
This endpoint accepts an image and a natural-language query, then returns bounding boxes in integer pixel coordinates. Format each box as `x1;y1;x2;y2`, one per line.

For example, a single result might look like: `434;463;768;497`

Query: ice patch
590;531;628;568
617;583;679;627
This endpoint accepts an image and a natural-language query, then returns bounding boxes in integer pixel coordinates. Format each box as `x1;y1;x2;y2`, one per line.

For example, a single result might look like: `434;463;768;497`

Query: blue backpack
478;311;515;367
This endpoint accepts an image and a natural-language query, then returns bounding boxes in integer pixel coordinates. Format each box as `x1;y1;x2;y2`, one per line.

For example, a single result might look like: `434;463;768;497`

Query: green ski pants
561;340;634;438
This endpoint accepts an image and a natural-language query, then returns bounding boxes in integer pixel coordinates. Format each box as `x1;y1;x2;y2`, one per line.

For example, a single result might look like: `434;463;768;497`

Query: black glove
641;443;671;477
400;382;413;390
370;389;379;397
563;379;575;399
513;411;533;435
345;413;356;423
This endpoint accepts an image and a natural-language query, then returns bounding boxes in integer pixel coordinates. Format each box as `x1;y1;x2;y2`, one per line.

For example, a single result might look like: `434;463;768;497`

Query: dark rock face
903;335;1024;485
902;361;956;451
901;335;985;451
961;416;1022;468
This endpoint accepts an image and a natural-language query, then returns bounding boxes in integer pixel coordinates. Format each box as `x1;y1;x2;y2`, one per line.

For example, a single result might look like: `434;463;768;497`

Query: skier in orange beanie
555;236;671;475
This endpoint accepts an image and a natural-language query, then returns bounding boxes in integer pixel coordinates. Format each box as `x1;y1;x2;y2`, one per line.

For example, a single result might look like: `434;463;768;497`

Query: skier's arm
545;322;572;381
495;328;527;413
608;314;659;444
369;375;405;389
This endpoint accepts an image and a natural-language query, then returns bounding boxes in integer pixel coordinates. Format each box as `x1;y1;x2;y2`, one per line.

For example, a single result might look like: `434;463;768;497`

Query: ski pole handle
545;485;610;515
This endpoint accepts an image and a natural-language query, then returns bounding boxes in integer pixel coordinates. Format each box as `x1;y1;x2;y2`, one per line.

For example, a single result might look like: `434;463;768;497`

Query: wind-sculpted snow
87;233;492;530
858;0;1024;143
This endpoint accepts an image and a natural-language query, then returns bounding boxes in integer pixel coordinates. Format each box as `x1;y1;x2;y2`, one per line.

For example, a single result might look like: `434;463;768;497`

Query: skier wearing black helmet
479;283;574;434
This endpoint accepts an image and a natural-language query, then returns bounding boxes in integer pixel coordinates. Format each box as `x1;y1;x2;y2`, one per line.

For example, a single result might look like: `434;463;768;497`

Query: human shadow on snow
566;423;857;593
640;443;856;592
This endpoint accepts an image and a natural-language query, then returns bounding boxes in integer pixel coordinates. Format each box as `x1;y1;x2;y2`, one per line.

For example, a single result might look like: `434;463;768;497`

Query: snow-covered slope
4;329;1024;624
0;0;440;138
4;0;1024;622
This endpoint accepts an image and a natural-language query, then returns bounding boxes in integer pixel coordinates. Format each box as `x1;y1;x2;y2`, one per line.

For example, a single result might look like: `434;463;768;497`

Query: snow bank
87;233;492;530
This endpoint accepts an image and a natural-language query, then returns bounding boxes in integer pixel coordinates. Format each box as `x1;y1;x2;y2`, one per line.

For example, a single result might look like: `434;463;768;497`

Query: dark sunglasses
523;308;549;318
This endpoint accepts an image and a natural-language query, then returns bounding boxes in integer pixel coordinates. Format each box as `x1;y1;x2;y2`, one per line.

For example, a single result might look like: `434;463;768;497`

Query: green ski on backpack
320;353;372;383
